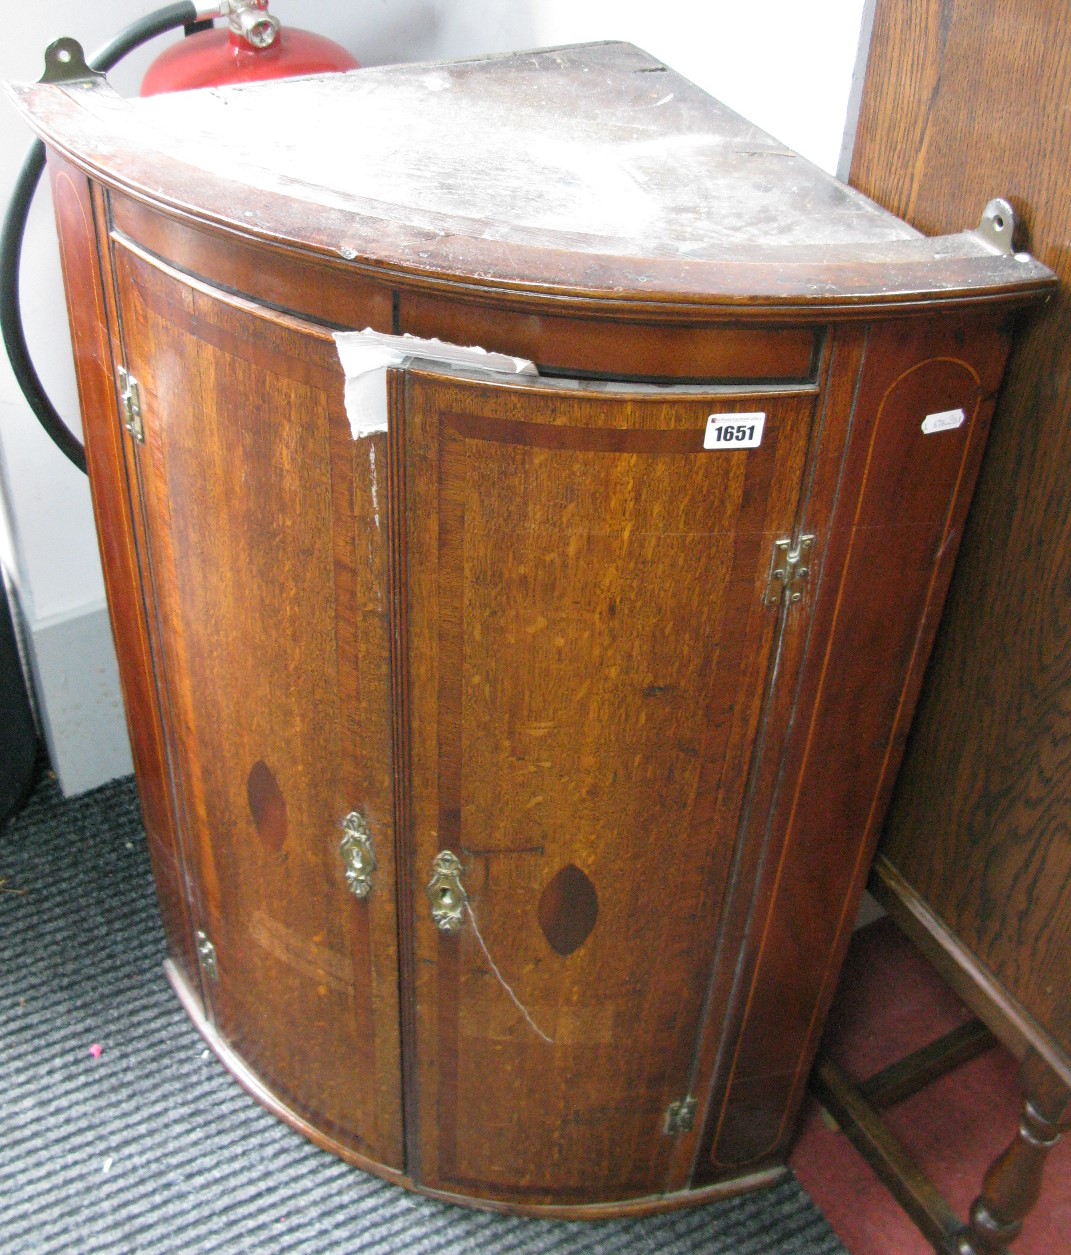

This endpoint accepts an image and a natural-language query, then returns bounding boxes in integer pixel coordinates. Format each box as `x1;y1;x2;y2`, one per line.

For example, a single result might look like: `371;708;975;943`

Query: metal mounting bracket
39;38;107;87
971;198;1017;256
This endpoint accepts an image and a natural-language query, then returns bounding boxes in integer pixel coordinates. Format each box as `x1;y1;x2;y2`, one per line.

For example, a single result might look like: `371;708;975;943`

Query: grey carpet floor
0;770;847;1255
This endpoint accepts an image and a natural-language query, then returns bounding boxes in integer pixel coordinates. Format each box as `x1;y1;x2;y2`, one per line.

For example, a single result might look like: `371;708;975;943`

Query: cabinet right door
393;367;818;1205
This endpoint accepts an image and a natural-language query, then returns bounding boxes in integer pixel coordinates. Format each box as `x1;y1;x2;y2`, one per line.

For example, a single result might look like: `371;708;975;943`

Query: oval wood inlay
538;863;598;957
246;760;288;852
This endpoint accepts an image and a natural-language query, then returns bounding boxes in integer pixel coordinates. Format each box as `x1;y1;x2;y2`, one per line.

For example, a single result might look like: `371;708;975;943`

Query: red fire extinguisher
142;0;358;95
2;1;358;472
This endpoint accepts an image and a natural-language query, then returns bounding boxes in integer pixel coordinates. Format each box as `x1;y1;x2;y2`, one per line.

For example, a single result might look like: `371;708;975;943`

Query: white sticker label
704;412;765;450
921;407;966;435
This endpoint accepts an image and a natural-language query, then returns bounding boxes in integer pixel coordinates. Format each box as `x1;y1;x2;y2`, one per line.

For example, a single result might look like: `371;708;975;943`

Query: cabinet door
394;367;816;1204
107;237;403;1167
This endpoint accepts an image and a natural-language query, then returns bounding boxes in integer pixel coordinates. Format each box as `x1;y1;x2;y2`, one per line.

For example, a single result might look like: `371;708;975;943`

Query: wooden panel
852;0;1071;1071
47;155;202;997
399;292;819;382
396;368;816;1203
109;193;818;383
106;238;403;1164
110;193;394;334
694;314;1011;1176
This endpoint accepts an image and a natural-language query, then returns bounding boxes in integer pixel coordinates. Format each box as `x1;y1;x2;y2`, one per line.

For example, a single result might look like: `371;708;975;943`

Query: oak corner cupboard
7;40;1052;1218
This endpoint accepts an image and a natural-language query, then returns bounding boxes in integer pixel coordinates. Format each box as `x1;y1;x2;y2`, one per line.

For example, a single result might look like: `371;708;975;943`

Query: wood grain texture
106;234;403;1164
811;1054;964;1251
174;958;793;1222
960;1050;1071;1254
35;38;1050;1213
870;856;1071;1087
46;156;202;1000
695;313;1010;1179
853;0;1071;1076
111;193;395;335
398;368;815;1204
666;328;858;1188
398;291;820;382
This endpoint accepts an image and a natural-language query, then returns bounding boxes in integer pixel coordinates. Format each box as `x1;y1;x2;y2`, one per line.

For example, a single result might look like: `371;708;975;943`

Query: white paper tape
334;328;536;438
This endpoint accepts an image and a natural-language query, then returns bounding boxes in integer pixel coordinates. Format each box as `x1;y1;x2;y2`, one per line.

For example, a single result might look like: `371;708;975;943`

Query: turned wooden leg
957;1050;1071;1255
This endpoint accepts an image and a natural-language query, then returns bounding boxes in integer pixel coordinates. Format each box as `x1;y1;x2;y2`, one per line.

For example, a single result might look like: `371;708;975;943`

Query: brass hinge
196;929;219;982
764;534;814;607
117;365;144;444
664;1095;698;1136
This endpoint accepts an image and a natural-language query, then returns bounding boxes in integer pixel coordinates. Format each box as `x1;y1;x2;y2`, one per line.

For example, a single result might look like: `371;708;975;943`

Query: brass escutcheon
340;811;376;899
427;850;467;934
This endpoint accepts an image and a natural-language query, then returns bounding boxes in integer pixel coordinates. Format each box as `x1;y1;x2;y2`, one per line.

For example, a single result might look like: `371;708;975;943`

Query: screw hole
993;215;1005;230
57;48;72;63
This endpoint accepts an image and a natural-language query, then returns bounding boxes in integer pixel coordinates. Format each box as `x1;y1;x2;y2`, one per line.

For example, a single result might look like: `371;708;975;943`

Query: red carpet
791;918;1071;1253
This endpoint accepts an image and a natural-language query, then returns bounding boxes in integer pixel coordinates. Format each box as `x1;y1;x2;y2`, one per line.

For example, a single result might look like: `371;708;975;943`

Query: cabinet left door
99;225;403;1168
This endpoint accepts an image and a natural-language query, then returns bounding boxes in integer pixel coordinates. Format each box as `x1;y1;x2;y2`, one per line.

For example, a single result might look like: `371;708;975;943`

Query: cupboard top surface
8;41;1053;315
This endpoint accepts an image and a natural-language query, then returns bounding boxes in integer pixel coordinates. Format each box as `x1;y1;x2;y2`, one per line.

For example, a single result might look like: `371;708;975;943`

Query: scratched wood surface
853;0;1071;1078
6;43;1051;314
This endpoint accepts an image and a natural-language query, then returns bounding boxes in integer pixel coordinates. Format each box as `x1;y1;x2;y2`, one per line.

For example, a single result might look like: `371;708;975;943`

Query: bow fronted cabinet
6;42;1053;1217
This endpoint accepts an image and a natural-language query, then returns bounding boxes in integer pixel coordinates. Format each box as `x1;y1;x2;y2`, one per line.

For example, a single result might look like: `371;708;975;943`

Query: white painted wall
0;0;868;791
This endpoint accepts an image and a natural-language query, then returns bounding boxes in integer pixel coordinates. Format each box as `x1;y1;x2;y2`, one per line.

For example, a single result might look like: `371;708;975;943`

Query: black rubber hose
0;3;199;473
